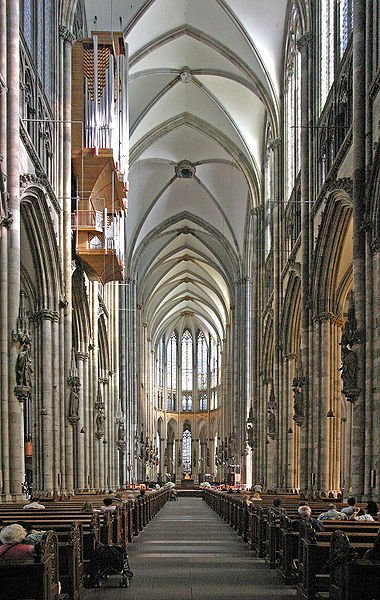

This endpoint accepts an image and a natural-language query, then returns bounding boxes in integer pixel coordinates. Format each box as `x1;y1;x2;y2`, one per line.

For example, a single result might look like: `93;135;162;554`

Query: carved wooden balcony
72;203;125;285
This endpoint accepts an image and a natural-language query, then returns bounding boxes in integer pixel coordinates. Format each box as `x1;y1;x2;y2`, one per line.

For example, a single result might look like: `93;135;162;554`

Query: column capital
313;311;344;327
76;351;89;362
59;25;75;45
297;32;313;52
31;309;60;322
370;237;380;255
269;137;281;151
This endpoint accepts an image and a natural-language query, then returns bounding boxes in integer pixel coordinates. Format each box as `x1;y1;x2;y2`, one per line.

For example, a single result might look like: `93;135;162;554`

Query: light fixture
287;427;293;434
326;408;335;418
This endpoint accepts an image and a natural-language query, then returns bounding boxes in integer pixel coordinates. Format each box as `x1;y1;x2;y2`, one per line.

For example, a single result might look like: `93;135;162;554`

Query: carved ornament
59;25;75;45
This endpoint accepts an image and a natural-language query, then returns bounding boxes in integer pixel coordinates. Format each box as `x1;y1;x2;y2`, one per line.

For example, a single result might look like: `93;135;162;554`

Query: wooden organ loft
71;32;129;285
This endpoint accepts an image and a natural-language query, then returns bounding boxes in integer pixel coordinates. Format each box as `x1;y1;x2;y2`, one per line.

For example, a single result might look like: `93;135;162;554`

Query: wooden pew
296;520;378;600
0;530;60;600
327;529;380;600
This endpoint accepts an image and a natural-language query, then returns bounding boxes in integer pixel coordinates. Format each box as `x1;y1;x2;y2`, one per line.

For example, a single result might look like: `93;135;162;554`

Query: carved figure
96;411;105;436
117;417;126;443
267;409;276;435
339;346;358;390
15;338;33;387
68;381;80;419
293;383;304;417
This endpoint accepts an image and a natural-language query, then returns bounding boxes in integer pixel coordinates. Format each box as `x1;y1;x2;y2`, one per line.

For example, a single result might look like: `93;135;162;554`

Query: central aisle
85;496;296;600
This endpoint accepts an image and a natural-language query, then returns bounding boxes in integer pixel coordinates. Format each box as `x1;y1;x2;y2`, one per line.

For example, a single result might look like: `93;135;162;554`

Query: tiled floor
84;497;297;600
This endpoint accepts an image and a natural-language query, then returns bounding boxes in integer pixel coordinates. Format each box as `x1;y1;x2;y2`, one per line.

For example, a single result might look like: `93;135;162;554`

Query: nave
85;497;296;600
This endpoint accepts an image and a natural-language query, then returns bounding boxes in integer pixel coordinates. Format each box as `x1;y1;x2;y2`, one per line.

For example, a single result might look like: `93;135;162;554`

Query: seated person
293;505;324;531
363;529;380;561
23;498;45;510
253;483;263;493
0;524;34;559
169;488;177;501
272;497;282;511
17;521;46;544
349;501;378;521
252;492;263;501
341;496;356;516
318;503;347;521
80;501;95;513
99;497;116;513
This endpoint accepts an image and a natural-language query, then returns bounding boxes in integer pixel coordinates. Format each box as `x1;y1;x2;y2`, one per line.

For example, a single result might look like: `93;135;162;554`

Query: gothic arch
281;272;301;356
312;190;352;316
20;184;62;311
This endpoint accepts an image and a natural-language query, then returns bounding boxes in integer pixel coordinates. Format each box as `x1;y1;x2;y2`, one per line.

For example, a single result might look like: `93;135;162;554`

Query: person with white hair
0;524;34;559
295;505;324;531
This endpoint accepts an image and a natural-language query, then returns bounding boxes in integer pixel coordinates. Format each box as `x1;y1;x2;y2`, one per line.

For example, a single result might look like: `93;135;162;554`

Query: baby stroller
88;541;134;588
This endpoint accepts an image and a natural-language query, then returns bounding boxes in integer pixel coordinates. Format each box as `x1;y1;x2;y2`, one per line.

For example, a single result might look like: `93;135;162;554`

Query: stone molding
297;32;313;52
59;25;75;45
76;352;89;362
31;309;60;322
313;311;344;327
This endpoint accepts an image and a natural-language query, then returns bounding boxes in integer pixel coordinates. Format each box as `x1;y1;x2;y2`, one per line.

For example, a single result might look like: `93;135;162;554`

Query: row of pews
0;488;170;600
203;490;380;600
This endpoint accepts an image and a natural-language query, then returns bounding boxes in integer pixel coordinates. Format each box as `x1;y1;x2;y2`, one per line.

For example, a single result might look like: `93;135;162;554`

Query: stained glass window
197;331;207;389
320;0;335;110
181;330;192;411
284;4;301;201
22;0;33;54
182;429;191;473
166;331;177;410
36;0;43;79
44;0;52;99
339;0;353;58
264;127;273;257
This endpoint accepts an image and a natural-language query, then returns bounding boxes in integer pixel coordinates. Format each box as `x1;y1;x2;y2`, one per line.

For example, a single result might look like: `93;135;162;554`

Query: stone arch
281;272;301;357
312;189;352;317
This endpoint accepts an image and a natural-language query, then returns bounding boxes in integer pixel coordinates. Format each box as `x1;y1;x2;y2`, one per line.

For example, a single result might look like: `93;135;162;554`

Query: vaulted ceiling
84;0;288;346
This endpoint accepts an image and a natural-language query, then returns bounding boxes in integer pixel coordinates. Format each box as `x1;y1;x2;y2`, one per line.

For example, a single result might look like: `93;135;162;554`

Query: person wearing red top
0;524;34;560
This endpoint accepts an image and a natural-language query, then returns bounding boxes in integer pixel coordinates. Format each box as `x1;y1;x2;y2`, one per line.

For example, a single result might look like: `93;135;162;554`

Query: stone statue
293;384;304;417
96;411;105;437
339;345;358;391
267;409;276;436
68;381;80;420
15;337;33;387
117;417;126;443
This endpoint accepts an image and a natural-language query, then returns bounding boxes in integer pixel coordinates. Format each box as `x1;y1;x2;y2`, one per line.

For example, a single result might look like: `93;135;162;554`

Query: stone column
76;351;88;490
39;311;59;494
0;0;9;500
52;317;60;491
297;32;313;492
60;24;75;493
7;0;24;500
351;0;366;498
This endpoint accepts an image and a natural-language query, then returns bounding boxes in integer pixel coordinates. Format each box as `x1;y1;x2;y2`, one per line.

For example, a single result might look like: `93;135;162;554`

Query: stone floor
84;497;297;600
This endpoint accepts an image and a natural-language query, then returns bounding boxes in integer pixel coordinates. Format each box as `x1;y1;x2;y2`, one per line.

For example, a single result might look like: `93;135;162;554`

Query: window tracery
166;331;177;411
197;331;207;411
181;329;193;411
284;4;301;201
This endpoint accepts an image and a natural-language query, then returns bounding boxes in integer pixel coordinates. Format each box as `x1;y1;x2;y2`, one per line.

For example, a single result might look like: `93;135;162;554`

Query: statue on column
67;349;80;424
95;384;105;439
267;386;277;439
292;361;305;426
15;335;33;387
339;291;360;402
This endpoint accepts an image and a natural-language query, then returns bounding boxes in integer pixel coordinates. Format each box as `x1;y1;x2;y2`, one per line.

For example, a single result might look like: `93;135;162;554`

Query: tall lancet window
182;428;192;473
284;3;301;200
320;0;335;110
264;125;274;257
339;0;353;58
210;337;218;410
181;329;193;411
197;331;208;411
166;331;177;411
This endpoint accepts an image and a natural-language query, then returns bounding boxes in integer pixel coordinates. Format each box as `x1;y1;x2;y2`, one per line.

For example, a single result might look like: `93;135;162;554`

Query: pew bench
0;531;60;600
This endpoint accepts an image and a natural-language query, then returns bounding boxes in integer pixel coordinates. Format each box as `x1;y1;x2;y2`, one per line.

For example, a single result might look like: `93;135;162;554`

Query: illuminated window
284;4;301;200
166;331;177;411
339;0;353;58
182;428;192;473
197;331;207;410
181;330;193;411
320;0;335;110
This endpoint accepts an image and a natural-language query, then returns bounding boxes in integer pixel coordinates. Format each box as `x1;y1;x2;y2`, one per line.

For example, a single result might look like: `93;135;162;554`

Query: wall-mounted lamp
326;409;335;418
